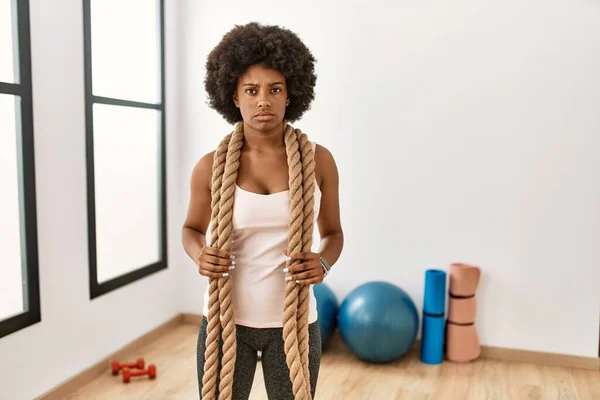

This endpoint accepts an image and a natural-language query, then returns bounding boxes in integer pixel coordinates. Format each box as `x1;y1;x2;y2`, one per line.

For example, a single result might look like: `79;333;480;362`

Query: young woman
182;22;344;399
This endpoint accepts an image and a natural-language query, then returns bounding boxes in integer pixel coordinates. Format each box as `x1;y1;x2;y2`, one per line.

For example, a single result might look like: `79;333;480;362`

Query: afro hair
204;22;317;124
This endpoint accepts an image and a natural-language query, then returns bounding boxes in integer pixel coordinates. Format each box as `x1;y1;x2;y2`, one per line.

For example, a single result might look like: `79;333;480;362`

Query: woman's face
233;64;289;132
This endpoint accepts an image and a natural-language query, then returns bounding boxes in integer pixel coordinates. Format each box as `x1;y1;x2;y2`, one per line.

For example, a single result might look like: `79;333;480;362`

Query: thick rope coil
203;122;314;399
282;123;310;400
216;126;244;399
201;131;233;400
294;128;316;399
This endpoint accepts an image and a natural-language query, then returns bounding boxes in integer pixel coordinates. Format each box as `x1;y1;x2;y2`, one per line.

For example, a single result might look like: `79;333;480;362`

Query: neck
241;121;286;151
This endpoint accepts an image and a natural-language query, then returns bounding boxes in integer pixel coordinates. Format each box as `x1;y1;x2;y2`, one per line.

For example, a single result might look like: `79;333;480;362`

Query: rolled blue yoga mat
423;269;447;315
420;314;445;364
420;269;447;364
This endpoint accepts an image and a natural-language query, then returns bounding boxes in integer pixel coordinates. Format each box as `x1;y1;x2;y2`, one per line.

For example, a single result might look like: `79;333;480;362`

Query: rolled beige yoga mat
446;263;481;363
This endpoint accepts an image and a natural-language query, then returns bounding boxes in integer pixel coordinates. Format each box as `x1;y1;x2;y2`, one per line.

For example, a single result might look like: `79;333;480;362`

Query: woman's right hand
196;246;235;278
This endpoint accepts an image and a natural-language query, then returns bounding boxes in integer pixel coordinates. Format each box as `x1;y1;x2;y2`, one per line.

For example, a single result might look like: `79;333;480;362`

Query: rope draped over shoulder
202;121;316;400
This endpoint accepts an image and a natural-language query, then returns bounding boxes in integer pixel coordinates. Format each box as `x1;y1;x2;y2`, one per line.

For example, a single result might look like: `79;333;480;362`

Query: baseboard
182;313;599;371
36;312;600;398
480;345;600;371
182;312;202;326
36;314;184;400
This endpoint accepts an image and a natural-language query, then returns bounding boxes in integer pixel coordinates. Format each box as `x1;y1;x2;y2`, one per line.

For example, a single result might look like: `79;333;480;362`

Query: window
0;0;41;339
83;0;167;299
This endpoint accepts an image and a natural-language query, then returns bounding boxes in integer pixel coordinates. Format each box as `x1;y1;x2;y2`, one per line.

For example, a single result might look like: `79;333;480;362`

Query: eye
272;87;282;93
245;88;256;95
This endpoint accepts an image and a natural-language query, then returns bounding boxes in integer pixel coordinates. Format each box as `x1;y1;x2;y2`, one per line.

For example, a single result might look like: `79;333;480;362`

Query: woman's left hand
283;250;324;285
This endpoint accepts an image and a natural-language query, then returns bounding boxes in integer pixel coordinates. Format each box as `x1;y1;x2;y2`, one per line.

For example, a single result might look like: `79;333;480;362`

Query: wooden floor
66;323;600;400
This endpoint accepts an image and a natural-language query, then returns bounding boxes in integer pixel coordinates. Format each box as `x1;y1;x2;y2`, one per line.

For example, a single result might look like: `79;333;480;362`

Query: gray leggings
197;316;322;399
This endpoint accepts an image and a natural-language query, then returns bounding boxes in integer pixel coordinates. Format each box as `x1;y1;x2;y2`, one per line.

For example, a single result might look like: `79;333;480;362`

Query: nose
257;94;271;109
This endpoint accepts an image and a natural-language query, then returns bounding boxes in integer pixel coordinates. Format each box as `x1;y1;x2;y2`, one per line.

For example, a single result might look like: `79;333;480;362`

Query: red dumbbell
122;364;157;383
111;358;145;375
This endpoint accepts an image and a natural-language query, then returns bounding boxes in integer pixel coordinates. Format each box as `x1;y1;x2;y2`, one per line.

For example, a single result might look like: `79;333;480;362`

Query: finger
286;269;320;282
289;260;321;276
294;276;321;286
203;261;233;273
203;253;233;267
286;254;317;268
289;269;319;280
202;246;234;261
288;269;322;280
285;261;311;273
198;267;231;279
202;271;229;279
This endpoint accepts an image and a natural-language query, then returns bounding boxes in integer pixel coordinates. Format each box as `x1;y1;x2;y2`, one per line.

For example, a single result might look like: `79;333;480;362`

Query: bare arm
285;144;344;284
181;151;214;264
182;151;234;278
315;144;344;268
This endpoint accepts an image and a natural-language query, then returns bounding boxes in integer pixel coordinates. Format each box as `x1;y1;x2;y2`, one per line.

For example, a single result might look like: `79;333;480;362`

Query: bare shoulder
190;150;216;191
183;150;216;234
314;143;339;188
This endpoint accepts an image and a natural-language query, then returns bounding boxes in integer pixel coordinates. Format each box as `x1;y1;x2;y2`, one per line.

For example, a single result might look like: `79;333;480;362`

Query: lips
255;112;274;121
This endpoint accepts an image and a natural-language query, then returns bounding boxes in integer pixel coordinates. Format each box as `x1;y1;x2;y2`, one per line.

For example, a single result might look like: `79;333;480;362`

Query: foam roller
447;296;476;324
449;262;480;296
446;322;480;362
446;263;481;363
423;269;447;316
420;269;447;364
420;314;445;364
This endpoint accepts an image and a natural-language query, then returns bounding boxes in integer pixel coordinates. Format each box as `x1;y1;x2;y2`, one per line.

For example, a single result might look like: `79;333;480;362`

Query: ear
233;92;239;108
286;98;290;106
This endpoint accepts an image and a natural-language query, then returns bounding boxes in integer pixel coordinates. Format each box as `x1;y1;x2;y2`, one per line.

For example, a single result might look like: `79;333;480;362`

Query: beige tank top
202;141;321;328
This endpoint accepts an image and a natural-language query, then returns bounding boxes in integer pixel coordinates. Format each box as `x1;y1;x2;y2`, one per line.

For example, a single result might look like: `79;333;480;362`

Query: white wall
0;1;182;399
179;0;600;359
1;2;597;399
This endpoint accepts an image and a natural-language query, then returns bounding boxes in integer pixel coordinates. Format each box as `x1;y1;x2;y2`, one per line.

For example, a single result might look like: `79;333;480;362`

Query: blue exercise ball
338;281;419;363
313;283;339;349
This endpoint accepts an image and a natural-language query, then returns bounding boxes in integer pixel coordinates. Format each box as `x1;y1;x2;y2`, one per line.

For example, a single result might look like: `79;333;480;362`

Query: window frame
0;0;41;339
83;0;168;299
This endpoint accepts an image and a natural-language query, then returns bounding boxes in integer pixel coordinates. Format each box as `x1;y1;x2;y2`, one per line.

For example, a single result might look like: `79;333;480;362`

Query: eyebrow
242;82;284;86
